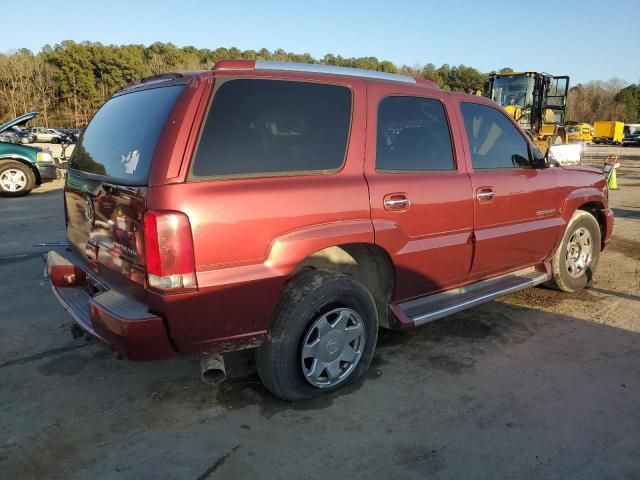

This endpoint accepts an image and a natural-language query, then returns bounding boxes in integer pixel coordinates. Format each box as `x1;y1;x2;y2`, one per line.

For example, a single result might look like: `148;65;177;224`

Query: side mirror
511;154;531;168
546;143;583;167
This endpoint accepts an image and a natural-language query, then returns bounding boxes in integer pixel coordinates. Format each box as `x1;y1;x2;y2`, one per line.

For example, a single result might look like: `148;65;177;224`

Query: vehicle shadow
586;286;640;302
3;298;640;479
612;207;640;219
0;185;63;203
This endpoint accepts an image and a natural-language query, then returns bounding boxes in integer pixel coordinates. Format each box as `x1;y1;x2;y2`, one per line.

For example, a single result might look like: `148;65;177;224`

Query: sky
2;0;638;85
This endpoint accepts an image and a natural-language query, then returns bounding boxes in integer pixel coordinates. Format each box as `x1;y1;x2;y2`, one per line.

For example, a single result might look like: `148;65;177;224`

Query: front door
365;86;474;301
457;100;565;280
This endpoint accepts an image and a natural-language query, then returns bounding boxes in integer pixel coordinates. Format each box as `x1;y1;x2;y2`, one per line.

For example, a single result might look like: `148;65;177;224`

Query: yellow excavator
488;72;569;153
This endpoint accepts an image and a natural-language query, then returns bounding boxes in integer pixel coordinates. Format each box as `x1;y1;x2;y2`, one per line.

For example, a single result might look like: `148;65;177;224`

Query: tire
256;269;378;401
549;210;601;292
51;137;60;144
0;161;36;197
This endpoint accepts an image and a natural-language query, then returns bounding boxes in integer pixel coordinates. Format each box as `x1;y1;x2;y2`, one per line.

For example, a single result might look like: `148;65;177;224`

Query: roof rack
122;72;184;91
255;61;416;84
213;60;439;88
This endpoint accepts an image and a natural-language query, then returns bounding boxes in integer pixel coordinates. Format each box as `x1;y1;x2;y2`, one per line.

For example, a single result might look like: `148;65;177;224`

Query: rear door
65;83;188;293
456;100;564;280
365;84;474;301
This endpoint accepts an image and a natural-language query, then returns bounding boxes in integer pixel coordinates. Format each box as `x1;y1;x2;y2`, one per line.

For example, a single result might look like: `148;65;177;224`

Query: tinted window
70;85;184;184
191;79;351;178
376;96;454;171
460;102;531;169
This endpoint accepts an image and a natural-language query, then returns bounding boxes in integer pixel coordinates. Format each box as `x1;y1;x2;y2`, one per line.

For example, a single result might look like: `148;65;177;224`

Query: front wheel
256;270;378;401
0;161;35;197
549;210;601;292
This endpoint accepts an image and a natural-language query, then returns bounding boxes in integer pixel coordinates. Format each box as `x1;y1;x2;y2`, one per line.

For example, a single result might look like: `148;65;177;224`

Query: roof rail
255;61;417;84
122;72;184;91
213;60;439;87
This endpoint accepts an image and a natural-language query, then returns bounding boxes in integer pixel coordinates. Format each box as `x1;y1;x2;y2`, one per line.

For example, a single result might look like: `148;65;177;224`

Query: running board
395;267;549;328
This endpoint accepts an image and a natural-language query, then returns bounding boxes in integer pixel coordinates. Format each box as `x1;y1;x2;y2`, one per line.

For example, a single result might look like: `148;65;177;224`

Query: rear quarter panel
146;73;372;351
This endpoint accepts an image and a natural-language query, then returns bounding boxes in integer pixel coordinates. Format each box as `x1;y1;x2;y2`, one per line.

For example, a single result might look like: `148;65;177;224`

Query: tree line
0;41;638;128
568;80;640;125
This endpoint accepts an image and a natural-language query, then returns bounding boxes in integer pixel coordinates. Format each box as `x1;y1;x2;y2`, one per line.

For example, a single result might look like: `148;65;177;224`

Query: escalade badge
536;208;556;216
85;197;95;227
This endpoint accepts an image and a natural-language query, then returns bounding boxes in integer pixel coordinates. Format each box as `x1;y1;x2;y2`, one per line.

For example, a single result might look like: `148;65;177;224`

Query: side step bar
393;266;549;328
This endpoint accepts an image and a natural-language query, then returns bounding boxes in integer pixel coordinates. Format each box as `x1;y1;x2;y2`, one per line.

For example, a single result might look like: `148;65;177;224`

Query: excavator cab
489;72;569;152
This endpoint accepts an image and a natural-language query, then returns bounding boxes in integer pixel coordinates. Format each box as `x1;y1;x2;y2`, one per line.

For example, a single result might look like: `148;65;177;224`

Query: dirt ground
0;145;639;479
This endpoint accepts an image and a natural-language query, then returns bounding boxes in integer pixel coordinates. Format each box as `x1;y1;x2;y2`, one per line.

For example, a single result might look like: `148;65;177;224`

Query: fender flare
560;187;606;222
265;219;375;275
550;187;606;254
195;219;376;289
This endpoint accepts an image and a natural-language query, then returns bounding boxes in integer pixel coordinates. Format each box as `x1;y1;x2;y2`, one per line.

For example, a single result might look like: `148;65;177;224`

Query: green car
0;112;58;197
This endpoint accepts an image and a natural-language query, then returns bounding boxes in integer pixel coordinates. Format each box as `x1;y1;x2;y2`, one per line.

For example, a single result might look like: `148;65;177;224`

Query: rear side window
190;79;351;178
460;102;531;169
70;85;184;184
376;96;454;171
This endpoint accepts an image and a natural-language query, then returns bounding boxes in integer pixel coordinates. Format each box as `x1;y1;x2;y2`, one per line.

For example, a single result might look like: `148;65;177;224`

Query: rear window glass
70;85;184;184
190;79;352;178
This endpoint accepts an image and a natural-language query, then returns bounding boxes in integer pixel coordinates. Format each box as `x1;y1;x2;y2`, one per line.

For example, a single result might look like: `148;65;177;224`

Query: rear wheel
0;161;35;197
549;210;601;292
256;270;378;401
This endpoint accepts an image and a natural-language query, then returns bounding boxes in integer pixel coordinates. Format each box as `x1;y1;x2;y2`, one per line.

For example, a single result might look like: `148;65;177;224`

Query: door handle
476;188;494;202
383;193;410;211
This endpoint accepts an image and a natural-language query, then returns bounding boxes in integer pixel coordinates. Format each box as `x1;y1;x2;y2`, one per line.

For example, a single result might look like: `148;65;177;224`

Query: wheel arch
548;188;607;259
0;156;41;184
289;243;395;329
577;201;606;248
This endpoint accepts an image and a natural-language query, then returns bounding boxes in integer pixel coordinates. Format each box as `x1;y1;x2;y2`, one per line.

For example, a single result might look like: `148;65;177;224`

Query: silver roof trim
254;61;416;84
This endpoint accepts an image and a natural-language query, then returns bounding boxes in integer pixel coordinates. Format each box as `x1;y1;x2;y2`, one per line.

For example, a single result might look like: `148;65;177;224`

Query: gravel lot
33;141;75;162
1;145;639;479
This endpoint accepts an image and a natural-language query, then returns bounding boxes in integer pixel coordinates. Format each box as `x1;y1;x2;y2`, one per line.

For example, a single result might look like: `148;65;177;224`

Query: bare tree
567;78;627;123
32;58;57;126
0;54;20;118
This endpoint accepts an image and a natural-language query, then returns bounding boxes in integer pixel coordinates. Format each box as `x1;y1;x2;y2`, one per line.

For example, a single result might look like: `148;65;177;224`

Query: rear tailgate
65;174;148;293
64;82;189;296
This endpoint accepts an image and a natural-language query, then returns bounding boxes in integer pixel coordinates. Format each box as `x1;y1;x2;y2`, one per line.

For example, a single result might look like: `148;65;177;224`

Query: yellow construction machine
488;72;569;153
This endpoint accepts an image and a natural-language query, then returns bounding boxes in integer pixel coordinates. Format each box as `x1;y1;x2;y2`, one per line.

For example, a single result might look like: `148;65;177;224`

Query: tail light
143;210;197;293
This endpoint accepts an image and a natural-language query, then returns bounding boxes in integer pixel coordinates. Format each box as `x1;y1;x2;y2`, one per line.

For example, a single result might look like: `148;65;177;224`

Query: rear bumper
602;208;614;247
45;250;176;360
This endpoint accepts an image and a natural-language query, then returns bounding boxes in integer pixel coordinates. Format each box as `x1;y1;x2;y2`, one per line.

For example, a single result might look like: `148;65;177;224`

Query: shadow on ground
2;296;639;480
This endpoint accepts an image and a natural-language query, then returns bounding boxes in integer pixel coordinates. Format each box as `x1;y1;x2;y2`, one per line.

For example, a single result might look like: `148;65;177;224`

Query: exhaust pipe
200;353;226;384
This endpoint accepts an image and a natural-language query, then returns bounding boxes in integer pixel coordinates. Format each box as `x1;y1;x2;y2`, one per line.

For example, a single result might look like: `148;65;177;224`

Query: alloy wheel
565;227;593;278
300;307;366;388
0;169;27;192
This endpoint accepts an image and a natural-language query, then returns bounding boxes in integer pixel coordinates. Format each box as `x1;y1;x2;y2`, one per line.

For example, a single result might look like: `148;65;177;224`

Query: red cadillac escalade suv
46;60;613;400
